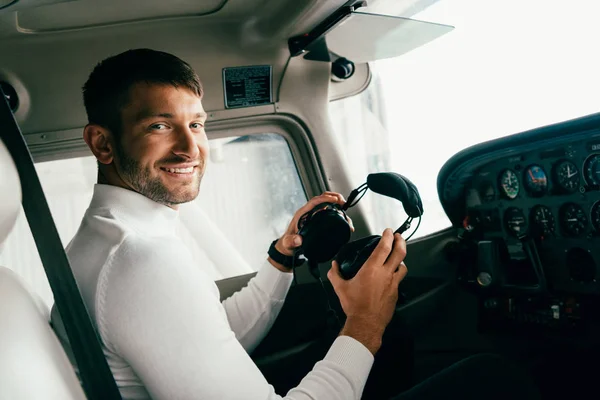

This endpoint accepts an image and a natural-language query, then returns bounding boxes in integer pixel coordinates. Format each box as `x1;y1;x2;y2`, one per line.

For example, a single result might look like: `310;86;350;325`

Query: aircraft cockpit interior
1;0;600;399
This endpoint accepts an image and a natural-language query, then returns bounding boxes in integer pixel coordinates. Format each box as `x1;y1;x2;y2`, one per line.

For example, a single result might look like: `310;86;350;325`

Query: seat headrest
0;138;21;246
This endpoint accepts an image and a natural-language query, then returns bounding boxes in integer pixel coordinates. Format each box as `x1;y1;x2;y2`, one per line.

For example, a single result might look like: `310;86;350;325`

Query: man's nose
172;126;200;160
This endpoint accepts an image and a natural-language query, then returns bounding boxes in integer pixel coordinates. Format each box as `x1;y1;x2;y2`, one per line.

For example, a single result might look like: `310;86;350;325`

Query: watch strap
268;239;305;268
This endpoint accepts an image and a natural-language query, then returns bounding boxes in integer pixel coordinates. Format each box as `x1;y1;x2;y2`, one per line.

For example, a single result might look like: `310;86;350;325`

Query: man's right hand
327;228;408;355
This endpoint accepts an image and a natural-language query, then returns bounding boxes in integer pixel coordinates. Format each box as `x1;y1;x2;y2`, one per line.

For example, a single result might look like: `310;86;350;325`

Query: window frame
327;67;456;242
25;114;328;201
14;114;333;293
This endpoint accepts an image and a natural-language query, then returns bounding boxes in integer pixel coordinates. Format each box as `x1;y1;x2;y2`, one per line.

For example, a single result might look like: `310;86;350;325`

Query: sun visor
292;9;454;64
324;12;453;63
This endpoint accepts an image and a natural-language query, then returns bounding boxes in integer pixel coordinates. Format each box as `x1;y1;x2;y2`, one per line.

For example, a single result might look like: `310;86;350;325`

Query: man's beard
114;145;202;206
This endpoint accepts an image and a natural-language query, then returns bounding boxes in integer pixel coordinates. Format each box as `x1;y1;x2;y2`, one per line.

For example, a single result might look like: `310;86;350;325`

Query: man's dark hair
83;48;203;139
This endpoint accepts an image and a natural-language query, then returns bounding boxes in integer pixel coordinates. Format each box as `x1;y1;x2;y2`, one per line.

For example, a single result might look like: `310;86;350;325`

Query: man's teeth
163;167;194;173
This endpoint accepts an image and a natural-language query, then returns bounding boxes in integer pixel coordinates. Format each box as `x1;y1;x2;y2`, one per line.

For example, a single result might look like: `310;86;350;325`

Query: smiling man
83;61;208;206
50;48;413;400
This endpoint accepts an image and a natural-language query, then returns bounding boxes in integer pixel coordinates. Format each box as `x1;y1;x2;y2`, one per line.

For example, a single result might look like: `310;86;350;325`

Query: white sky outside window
331;0;600;238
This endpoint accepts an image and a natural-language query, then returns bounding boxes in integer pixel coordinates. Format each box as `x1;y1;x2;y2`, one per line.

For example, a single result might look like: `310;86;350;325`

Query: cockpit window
0;133;306;308
329;0;600;239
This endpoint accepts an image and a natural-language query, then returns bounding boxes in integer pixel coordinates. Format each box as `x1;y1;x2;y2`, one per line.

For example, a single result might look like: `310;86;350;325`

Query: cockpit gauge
498;169;519;199
504;207;527;236
560;203;588;237
530;205;555;236
553;160;580;193
523;165;548;196
591;201;600;232
583;154;600;187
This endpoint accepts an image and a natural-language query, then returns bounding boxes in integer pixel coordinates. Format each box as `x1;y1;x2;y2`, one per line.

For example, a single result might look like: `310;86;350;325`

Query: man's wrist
274;239;293;256
340;317;385;355
267;257;293;273
267;239;304;272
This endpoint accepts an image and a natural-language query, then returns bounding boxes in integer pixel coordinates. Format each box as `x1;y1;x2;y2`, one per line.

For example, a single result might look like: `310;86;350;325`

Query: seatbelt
0;91;122;399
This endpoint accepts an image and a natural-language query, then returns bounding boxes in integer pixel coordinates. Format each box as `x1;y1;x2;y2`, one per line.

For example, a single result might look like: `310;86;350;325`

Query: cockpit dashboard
438;113;600;334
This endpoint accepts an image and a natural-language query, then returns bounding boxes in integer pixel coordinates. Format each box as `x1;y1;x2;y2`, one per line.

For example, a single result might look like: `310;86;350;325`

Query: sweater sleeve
98;238;374;400
222;260;293;353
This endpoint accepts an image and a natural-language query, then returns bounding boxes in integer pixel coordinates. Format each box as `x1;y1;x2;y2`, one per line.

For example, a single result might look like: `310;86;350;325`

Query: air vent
0;82;19;112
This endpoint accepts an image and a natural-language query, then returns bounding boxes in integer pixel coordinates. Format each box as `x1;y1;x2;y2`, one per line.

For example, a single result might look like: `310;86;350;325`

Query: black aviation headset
296;172;424;279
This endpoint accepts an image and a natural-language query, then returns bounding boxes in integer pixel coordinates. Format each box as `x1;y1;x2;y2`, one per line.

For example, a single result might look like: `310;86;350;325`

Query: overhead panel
0;0;75;13
16;0;226;33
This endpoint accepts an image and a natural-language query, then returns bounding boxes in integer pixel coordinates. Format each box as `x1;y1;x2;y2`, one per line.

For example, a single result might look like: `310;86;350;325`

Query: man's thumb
327;260;343;288
283;234;303;249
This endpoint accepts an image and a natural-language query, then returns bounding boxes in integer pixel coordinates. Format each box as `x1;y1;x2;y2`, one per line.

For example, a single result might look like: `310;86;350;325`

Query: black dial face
560;203;588;236
530;205;555;236
584;154;600;186
554;160;580;193
499;169;519;199
523;165;548;196
504;207;527;236
591;201;600;232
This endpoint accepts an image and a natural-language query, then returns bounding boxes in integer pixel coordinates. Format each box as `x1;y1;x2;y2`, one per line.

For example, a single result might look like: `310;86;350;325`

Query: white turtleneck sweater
52;184;374;400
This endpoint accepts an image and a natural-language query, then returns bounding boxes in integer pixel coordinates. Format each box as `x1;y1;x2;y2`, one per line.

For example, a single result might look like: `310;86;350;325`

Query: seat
0;138;86;400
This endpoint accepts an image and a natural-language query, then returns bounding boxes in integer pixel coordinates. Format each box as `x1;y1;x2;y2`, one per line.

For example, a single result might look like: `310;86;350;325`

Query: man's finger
295;194;340;217
322;191;346;205
306;192;346;209
327;260;343;290
383;233;407;271
364;228;394;268
393;262;408;286
293;195;347;231
313;192;345;207
346;215;355;232
282;234;303;250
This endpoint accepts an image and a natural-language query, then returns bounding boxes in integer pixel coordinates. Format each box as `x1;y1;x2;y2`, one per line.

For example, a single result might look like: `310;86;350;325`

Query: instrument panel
464;137;600;295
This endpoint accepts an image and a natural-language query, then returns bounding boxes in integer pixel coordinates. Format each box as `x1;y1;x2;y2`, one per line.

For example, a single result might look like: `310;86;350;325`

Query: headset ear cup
298;204;352;262
391;173;423;217
336;235;381;279
366;172;423;218
398;174;424;217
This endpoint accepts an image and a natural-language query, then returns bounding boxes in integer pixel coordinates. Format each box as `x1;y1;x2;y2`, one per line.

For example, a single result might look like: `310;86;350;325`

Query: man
51;48;409;399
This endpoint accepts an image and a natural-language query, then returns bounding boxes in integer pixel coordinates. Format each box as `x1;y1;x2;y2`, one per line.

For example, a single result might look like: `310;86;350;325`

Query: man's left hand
274;191;354;257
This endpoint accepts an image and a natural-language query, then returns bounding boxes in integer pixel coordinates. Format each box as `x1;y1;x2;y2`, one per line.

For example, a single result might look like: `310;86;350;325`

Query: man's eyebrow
135;111;208;122
135;111;173;122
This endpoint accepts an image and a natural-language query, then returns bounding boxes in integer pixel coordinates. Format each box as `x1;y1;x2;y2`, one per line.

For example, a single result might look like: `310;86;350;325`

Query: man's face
113;82;208;207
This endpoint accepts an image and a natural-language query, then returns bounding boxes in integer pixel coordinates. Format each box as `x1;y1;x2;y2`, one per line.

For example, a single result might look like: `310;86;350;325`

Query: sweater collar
88;184;179;236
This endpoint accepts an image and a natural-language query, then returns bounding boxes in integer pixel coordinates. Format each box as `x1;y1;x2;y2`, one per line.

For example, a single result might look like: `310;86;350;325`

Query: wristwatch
268;239;305;268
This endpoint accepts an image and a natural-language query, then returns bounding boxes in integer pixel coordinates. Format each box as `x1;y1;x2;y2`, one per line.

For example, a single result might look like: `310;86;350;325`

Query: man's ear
83;124;114;165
